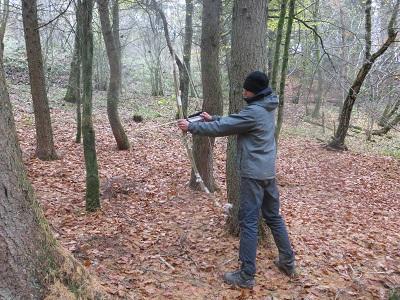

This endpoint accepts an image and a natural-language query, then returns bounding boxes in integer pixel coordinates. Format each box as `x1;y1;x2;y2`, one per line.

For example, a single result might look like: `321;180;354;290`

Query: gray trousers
239;177;295;277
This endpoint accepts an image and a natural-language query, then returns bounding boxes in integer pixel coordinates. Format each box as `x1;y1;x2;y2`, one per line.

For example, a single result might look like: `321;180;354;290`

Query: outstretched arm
180;108;256;137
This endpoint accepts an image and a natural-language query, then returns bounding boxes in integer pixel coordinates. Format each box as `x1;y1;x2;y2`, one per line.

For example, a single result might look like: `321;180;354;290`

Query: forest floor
10;87;400;299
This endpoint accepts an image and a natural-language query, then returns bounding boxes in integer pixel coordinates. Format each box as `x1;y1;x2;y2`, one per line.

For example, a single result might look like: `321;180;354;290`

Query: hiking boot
223;270;255;288
274;259;296;277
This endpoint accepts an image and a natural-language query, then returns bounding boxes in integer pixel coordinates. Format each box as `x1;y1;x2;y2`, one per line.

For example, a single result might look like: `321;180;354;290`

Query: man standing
177;71;295;288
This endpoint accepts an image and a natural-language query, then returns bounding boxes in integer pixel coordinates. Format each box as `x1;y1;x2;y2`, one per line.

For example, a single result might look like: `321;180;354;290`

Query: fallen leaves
11;96;400;299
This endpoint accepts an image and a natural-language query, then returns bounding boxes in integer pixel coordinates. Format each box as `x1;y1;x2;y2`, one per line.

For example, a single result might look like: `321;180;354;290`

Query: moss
389;288;400;300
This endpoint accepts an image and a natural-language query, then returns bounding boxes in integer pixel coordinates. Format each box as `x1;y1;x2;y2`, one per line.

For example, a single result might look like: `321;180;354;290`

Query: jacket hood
246;87;278;111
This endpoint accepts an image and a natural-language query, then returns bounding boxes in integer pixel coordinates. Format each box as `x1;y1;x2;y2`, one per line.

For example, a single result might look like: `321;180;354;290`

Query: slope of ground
11;93;400;299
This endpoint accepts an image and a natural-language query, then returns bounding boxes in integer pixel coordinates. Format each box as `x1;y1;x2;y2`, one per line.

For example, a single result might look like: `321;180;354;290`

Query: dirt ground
12;96;400;299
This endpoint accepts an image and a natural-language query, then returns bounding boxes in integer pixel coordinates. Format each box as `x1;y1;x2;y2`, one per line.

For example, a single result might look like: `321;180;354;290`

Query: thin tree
329;0;399;150
150;0;190;117
275;0;295;140
80;0;100;211
21;0;58;160
65;1;83;143
0;0;9;59
270;0;287;91
181;0;193;117
64;10;80;105
0;40;105;300
97;0;130;150
226;0;268;235
190;0;223;192
311;0;323;118
112;0;122;93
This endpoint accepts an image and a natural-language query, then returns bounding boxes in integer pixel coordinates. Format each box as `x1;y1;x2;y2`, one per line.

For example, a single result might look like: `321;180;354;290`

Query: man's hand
200;112;213;122
177;119;189;132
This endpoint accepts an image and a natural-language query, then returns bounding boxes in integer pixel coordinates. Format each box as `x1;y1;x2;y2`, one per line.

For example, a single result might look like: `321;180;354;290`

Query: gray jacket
188;88;278;180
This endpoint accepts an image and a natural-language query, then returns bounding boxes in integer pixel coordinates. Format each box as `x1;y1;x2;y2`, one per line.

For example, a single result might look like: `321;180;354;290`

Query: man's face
243;89;255;99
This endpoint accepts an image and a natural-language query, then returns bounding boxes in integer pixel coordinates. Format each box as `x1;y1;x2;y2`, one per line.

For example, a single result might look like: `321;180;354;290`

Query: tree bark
329;0;399;150
180;0;194;117
226;0;268;236
80;0;100;211
97;0;130;150
311;0;323;118
379;97;400;127
64;32;81;104
270;0;287;91
275;0;295;140
75;2;82;144
190;0;223;192
112;0;122;93
0;40;105;299
21;0;58;160
151;0;187;116
372;112;400;136
0;0;9;59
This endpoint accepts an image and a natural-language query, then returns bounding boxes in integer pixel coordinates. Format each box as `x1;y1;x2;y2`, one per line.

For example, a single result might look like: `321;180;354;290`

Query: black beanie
243;71;269;94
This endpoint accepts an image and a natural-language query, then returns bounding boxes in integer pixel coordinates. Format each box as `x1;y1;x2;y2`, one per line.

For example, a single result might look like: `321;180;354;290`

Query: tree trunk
0;0;9;59
311;0;323;118
97;0;130;150
21;0;57;160
226;0;268;236
64;33;80;104
379;97;400;127
190;0;223;192
80;0;100;211
329;0;399;150
65;1;83;143
152;0;187;116
270;0;287;91
93;32;109;91
275;0;295;141
180;0;194;117
339;7;348;107
112;0;122;94
0;42;105;300
372;112;400;136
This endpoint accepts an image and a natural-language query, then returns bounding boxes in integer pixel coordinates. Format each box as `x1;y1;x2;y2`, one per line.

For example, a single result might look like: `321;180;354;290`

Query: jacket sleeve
188;108;256;137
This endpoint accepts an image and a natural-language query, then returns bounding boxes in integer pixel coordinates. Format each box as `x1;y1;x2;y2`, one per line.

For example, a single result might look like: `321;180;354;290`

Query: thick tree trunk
275;0;295;140
329;0;399;150
80;0;100;211
190;0;223;192
0;46;105;299
226;0;268;236
180;0;193;117
270;0;287;91
97;0;130;150
21;0;57;161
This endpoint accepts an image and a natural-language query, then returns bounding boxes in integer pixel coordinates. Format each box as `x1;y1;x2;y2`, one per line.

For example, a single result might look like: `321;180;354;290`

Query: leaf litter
13;100;400;299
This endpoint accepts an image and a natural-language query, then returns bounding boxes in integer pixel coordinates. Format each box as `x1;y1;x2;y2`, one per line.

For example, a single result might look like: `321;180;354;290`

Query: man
177;71;296;288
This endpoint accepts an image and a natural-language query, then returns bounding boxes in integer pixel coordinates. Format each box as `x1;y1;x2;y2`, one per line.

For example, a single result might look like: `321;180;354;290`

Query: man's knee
264;214;284;229
239;218;259;234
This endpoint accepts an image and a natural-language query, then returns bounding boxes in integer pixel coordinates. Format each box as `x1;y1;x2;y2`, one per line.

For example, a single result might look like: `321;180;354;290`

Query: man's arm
188;108;256;137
